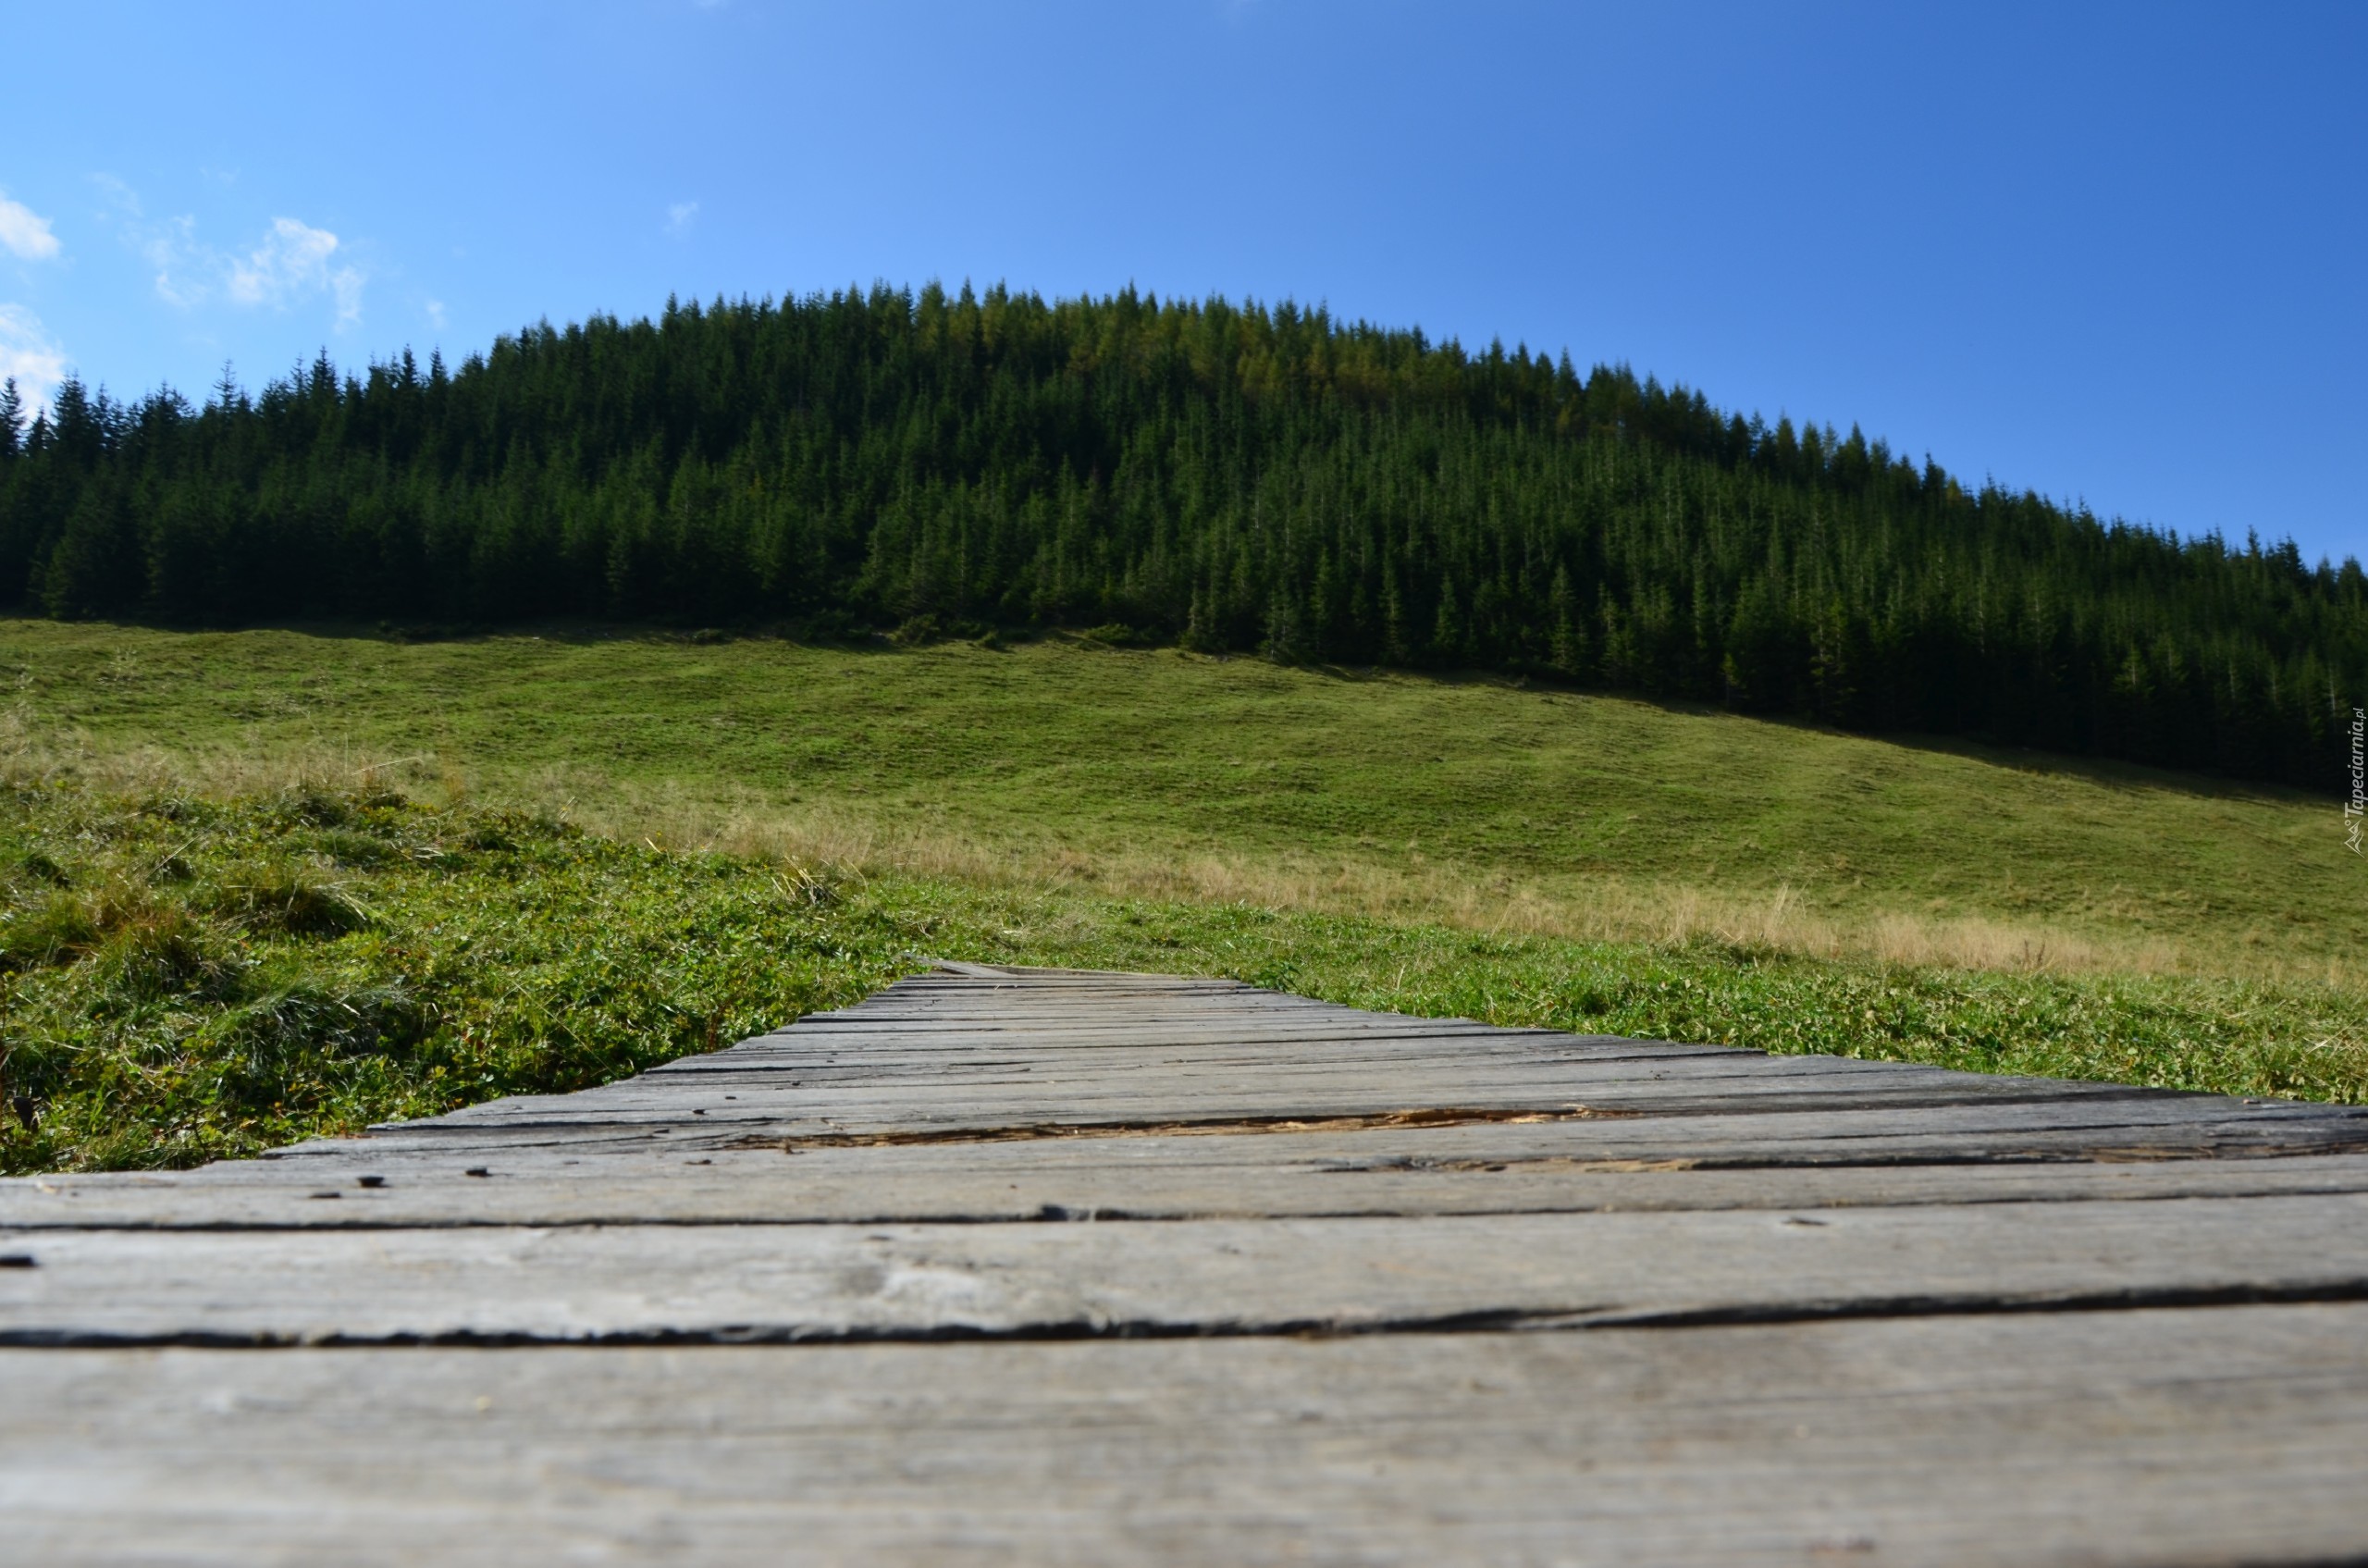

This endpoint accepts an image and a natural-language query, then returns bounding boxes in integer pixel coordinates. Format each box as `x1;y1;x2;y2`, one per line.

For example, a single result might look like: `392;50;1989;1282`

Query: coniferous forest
0;283;2358;790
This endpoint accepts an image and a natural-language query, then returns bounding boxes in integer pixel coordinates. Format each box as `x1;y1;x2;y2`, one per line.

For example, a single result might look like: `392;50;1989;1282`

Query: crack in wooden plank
721;1105;1626;1149
13;1278;2368;1350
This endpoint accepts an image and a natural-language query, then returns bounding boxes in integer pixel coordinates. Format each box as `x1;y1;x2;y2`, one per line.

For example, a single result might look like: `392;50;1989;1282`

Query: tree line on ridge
0;282;2358;790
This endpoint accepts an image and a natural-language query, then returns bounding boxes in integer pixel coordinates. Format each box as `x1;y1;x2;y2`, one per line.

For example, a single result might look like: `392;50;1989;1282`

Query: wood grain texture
5;1306;2367;1567
5;963;2367;1562
7;1193;2368;1344
10;1144;2368;1230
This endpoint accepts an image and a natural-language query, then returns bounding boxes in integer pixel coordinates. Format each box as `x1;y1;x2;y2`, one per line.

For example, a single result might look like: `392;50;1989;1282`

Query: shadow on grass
0;611;2322;808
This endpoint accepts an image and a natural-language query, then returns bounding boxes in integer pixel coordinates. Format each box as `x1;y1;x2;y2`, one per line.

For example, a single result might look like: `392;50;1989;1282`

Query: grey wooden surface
6;963;2368;1564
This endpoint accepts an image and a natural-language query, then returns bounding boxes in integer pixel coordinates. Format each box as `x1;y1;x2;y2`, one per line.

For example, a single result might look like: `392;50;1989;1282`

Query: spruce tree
0;284;2351;789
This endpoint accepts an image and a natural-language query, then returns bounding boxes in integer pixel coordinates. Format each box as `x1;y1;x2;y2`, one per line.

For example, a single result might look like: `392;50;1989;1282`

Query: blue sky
4;1;2362;562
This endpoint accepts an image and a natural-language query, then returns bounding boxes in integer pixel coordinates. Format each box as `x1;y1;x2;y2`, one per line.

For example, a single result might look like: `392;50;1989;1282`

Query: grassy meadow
2;619;2362;1172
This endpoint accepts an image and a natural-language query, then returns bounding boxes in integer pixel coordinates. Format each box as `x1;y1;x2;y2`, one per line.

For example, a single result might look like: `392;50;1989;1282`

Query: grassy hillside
5;620;2353;981
2;619;2362;1173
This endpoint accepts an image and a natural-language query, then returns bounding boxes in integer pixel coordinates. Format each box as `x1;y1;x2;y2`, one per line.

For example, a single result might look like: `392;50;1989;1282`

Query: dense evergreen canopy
0;283;2358;790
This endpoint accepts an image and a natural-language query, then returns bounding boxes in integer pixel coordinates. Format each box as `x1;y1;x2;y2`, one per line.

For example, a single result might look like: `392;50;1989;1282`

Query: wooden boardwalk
6;962;2368;1564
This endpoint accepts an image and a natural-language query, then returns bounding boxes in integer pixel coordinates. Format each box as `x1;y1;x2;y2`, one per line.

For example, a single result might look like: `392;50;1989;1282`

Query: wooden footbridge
6;963;2368;1563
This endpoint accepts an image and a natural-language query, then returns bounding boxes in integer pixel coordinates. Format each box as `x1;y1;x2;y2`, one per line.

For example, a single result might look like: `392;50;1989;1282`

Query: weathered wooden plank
12;964;2368;1561
7;1193;2368;1343
356;967;2363;1169
402;1085;2157;1138
681;1039;1893;1079
675;1032;1718;1068
398;1057;2228;1119
353;969;2363;1166
281;1100;2366;1183
504;1064;2119;1115
7;1305;2367;1566
361;1083;2365;1159
8;1148;2367;1230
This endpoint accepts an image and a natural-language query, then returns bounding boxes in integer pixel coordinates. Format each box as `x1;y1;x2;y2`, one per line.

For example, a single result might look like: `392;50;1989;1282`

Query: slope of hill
3;622;2362;1173
1;285;2359;787
7;622;2351;982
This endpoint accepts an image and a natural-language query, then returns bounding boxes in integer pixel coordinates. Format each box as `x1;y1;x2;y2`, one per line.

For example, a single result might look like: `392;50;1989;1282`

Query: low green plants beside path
6;781;2362;1176
0;783;910;1171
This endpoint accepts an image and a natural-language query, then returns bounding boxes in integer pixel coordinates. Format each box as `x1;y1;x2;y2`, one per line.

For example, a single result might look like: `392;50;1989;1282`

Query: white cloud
88;179;371;332
142;214;205;307
228;216;364;327
332;267;364;328
426;298;448;330
667;201;699;234
122;200;368;330
0;304;68;414
0;191;61;262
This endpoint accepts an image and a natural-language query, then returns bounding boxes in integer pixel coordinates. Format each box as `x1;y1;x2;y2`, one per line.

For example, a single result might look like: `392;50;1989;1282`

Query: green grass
2;779;2363;1175
0;620;2362;1173
3;620;2356;980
